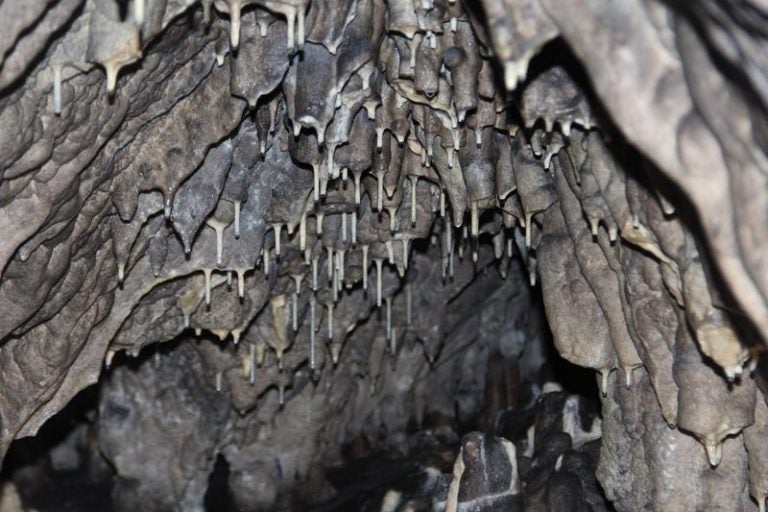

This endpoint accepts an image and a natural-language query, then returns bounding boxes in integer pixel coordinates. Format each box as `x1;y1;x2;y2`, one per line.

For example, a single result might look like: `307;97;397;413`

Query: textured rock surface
1;0;768;510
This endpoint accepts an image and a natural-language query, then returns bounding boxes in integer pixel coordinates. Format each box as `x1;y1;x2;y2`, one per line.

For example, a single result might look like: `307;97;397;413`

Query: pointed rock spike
377;171;384;212
354;172;362;205
236;269;245;298
234;201;241;238
203;268;212;306
375;258;383;307
272;223;282;256
316;211;324;236
598;369;609;396
406;284;412;325
52;64;62;115
439;188;445;217
299;211;307;251
229;0;241;49
310;295;317;370
105;350;115;369
312;255;319;290
705;441;723;467
525;213;533;248
410;176;418;226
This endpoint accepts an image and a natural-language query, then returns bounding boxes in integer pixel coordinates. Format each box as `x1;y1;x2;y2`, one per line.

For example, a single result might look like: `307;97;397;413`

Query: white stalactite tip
525;213;533;248
105;350;115;369
705;441;723;467
270;224;281;256
237;269;245;298
375;258;383;307
229;1;241;49
203;268;212;306
316;211;324;236
52;65;62;115
377;171;384;212
310;295;316;370
234;201;241;238
410;176;418;226
286;9;296;49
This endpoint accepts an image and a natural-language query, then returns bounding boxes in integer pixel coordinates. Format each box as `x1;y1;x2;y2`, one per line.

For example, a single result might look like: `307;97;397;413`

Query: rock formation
1;0;768;510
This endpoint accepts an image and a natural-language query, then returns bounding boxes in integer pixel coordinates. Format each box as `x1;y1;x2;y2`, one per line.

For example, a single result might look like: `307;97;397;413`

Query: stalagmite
351;213;357;245
385;296;392;340
327;302;334;339
362;245;369;291
342;212;347;243
327;246;334;282
263;247;270;276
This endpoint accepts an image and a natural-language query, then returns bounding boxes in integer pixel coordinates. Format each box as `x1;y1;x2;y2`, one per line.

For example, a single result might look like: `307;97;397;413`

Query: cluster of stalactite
2;0;768;510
